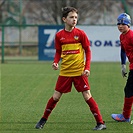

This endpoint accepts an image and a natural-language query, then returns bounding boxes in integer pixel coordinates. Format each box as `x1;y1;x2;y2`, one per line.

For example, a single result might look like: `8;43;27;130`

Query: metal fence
0;0;133;63
1;25;38;63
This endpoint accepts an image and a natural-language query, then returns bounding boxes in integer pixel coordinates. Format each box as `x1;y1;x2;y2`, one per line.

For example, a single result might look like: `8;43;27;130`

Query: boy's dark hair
62;7;78;18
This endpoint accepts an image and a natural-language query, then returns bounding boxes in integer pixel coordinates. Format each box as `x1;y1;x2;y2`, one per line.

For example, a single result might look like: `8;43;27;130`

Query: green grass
1;62;133;133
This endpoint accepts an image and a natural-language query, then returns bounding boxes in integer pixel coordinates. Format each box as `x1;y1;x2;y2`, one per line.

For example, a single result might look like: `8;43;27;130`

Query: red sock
86;97;103;124
123;96;133;119
42;97;58;120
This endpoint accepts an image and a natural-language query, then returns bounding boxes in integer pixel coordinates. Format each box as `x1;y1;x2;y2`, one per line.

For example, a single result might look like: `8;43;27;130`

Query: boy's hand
82;70;90;77
52;63;59;70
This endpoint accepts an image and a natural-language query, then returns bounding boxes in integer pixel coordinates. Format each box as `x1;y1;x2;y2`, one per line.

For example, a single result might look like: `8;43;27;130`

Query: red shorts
55;75;90;93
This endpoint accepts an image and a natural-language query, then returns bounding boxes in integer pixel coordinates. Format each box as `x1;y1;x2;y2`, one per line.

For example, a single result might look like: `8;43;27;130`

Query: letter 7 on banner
44;29;57;47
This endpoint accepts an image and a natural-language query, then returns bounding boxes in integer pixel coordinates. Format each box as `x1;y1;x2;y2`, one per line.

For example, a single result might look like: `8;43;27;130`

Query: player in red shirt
111;13;133;122
35;6;106;130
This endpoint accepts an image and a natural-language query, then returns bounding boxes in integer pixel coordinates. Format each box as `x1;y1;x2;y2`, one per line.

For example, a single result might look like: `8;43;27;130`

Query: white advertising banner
77;26;121;62
39;25;122;62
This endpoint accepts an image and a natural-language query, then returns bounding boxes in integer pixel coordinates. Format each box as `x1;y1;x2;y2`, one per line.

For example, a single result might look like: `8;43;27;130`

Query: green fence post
1;25;4;63
121;0;129;14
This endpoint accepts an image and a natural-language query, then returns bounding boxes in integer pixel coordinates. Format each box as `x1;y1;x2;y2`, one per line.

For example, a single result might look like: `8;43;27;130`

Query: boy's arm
52;49;61;70
82;45;91;77
121;48;126;65
52;34;61;70
84;45;91;71
53;49;61;63
121;48;127;77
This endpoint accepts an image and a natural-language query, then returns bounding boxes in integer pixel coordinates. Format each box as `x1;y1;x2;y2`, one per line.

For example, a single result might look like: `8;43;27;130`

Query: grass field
1;62;133;133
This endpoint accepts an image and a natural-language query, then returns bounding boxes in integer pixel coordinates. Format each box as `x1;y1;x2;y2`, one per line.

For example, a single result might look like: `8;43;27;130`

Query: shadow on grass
0;120;120;132
0;121;95;132
0;121;36;132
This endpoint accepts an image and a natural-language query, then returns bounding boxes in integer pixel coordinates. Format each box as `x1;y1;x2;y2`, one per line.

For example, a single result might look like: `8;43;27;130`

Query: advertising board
38;25;121;62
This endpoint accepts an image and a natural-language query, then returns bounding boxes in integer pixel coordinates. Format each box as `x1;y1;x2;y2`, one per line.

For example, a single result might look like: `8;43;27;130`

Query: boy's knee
53;91;62;101
82;90;92;101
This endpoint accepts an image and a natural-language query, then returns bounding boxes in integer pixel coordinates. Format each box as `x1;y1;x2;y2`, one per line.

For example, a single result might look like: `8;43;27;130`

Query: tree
1;0;125;25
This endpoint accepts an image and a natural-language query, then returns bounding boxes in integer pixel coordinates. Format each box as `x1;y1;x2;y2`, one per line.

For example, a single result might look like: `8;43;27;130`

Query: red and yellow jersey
54;27;91;76
120;29;133;70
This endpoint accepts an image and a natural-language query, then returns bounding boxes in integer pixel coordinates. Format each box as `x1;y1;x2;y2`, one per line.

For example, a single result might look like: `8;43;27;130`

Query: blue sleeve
121;48;126;64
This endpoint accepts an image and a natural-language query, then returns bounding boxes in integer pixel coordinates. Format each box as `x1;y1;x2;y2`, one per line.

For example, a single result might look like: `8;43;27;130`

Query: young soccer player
35;6;106;130
111;13;133;122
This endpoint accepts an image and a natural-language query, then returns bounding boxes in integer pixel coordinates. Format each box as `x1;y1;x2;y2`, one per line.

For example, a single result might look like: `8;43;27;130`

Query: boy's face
63;11;78;27
117;24;130;34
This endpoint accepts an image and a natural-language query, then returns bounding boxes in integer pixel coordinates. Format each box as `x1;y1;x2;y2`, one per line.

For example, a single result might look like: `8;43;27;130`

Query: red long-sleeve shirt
120;29;133;70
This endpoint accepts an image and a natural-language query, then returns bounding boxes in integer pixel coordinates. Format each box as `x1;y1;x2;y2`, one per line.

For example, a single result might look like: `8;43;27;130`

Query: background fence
1;25;38;63
0;0;133;63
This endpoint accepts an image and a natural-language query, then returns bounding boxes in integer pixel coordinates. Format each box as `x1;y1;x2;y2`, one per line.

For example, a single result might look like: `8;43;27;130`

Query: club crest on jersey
74;36;79;40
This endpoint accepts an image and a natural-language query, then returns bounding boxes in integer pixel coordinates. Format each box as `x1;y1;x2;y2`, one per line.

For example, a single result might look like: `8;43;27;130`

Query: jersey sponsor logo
62;49;80;55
